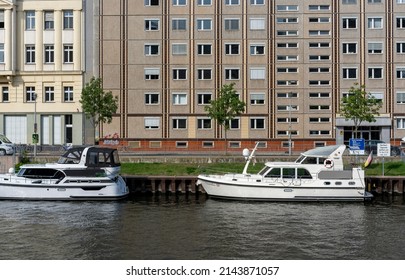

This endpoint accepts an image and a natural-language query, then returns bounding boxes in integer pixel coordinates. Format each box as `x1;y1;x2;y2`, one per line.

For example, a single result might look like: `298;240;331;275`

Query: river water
1;195;405;260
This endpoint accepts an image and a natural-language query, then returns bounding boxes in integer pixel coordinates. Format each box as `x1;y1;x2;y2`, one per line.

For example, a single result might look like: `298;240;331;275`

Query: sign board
349;138;365;155
377;143;390;157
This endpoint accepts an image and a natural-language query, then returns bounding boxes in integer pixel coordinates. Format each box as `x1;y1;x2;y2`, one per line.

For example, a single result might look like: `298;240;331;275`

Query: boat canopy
57;146;121;167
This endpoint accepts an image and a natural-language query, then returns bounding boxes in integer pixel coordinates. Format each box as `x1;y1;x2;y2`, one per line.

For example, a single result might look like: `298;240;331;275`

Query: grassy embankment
121;161;405;176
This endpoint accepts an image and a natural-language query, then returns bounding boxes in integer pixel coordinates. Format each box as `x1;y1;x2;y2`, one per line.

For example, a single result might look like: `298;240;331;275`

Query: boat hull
0;176;129;201
197;175;371;202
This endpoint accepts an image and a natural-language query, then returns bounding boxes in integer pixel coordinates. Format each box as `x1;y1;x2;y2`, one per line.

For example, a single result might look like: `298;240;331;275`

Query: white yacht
0;146;129;200
197;143;373;202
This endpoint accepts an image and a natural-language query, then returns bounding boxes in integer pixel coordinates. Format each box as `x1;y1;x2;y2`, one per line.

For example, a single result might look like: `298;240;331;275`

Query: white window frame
145;92;160;105
225;68;240;80
197;19;212;31
250;68;266;80
197;92;212;105
145;19;159;31
368;67;383;79
224;19;239;31
172;118;187;129
197;44;212;55
172;18;187;30
172;43;187;55
250;93;265;105
368;42;383;54
250;118;265;129
197;118;212;129
144;117;160;129
197;69;212;80
250;44;265;55
172;93;187;105
145;44;160;56
368;17;383;29
145;68;160;80
342;67;358;79
250;18;265;30
342;42;357;54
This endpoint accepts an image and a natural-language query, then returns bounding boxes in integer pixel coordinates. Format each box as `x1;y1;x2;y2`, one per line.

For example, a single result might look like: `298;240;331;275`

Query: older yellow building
0;0;86;146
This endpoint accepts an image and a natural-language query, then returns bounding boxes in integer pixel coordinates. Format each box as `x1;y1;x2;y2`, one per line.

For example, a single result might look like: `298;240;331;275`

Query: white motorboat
197;143;373;202
0;146;129;200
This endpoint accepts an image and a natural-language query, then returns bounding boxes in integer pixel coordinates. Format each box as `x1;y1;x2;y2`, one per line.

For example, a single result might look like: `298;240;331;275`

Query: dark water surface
1;196;405;260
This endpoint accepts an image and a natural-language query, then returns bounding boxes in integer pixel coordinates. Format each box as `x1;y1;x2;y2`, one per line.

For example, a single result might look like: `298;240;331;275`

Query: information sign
377;143;390;157
349;138;365;155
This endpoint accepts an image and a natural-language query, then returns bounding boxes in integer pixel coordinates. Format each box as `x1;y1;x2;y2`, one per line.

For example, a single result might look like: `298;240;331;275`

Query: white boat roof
300;145;345;158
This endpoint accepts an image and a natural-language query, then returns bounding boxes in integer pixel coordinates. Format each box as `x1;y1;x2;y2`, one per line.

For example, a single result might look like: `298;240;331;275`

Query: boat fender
324;159;334;168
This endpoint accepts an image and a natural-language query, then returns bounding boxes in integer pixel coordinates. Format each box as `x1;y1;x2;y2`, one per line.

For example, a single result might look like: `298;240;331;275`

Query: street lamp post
33;93;37;157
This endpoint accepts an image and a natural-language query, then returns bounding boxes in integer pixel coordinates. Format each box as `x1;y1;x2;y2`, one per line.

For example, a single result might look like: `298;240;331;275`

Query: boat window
58;149;82;164
259;166;270;176
265;168;281;178
297;168;312;179
295;155;305;163
282;168;295;179
18;168;62;179
301;157;318;164
113;150;121;165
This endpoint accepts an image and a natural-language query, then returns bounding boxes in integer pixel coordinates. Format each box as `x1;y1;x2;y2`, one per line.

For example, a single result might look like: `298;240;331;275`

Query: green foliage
80;77;119;129
340;83;382;136
205;83;246;131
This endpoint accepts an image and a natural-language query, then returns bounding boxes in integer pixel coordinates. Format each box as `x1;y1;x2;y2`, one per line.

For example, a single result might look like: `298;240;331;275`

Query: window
25;45;35;63
198;0;211;5
368;42;383;54
368;17;382;29
397;92;405;104
225;69;239;80
172;19;187;30
368;67;383;79
230;118;240;129
278;105;298;111
309;42;330;48
277;5;298;11
172;44;187;55
145;44;159;55
197;118;211;129
63;10;73;29
145;0;159;5
309;5;330;10
250;93;265;105
397;67;405;79
44;11;54;29
197;69;212;80
277;55;298;61
197;19;212;30
398;0;405;3
343;0;357;3
25;11;36;31
250;18;265;30
309;130;330;136
225;44;239;55
64;86;74;102
225;0;239;5
250;44;265;55
309;105;330;110
26;86;36;102
44;45;54;63
2;86;9;102
145;93;159;104
309;17;330;23
224;19;239;30
309;55;330;61
197;92;212;104
144;117;160;129
278;80;298;86
309;30;330;36
172;93;187;105
278;67;298;73
250;118;265;129
397;17;405;29
0;10;4;29
251;0;264;4
145;68;160;80
0;44;3;63
172;69;187;80
343;68;357;79
278;43;298;48
309;117;330;123
63;45;73;63
309;80;330;86
343;43;357;54
343;18;357;29
250;68;265;80
173;0;186;5
277;92;298;98
145;19;159;31
44;86;54;102
277;17;298;23
197;44;212;55
397;42;405;54
277;117;298;123
368;0;381;3
309;67;329;73
309;92;330;98
397;118;405;129
173;118;187;129
277;30;298;36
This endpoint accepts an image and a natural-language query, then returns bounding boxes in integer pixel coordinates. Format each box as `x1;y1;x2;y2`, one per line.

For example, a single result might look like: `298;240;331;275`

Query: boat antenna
242;142;260;175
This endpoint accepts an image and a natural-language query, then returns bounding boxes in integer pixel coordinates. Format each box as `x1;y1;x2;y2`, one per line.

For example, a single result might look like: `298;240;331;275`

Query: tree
80;77;119;142
340;83;382;138
205;83;246;153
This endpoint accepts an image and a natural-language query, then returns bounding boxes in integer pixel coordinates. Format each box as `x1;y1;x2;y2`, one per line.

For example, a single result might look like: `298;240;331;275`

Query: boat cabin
57;146;121;167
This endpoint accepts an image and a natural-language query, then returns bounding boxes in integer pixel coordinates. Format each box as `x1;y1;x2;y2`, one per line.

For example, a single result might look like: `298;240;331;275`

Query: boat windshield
0;135;12;144
57;149;82;164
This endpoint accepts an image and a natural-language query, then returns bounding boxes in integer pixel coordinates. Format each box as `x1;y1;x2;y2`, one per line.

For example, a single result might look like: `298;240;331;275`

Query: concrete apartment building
96;0;405;152
0;0;87;146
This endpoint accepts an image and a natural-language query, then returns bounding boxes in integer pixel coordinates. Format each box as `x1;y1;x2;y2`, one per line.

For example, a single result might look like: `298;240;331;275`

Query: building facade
0;0;87;146
97;0;405;152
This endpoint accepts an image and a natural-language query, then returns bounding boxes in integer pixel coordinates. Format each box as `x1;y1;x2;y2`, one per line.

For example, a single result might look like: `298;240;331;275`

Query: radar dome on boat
243;148;250;159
